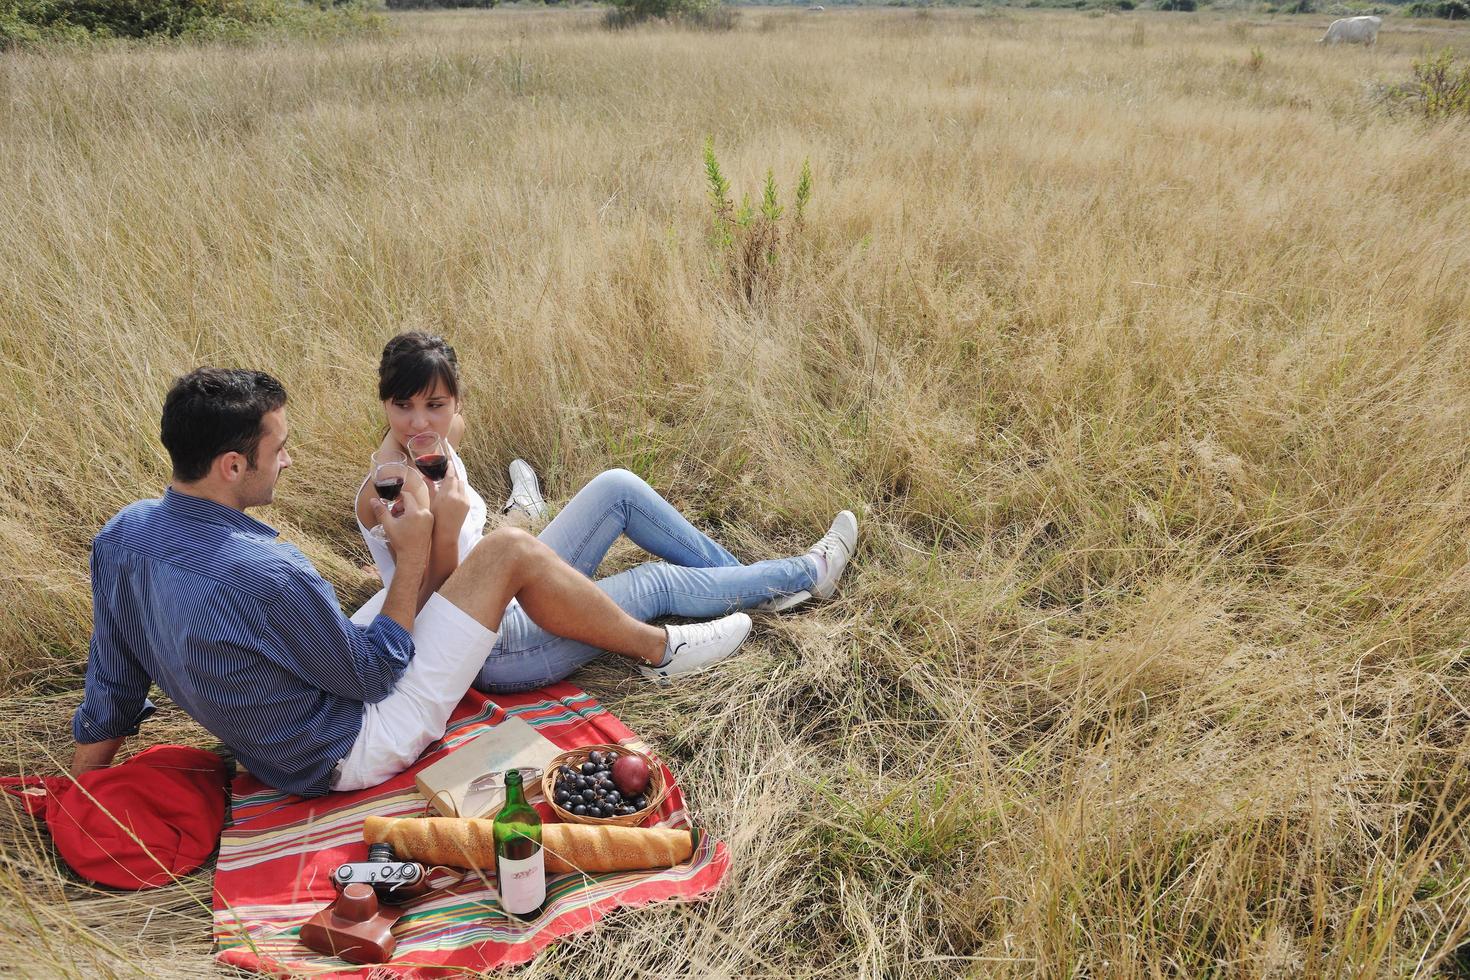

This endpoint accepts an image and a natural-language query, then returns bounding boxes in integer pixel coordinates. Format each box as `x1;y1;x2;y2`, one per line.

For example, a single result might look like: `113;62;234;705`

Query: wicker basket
540;743;668;827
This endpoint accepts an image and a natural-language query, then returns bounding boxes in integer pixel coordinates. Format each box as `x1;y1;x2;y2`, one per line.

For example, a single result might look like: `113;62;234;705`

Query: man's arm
71;550;156;776
258;486;435;705
375;484;433;633
71;737;125;777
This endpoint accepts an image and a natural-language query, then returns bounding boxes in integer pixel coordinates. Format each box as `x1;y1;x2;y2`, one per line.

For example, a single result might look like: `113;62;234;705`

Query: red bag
1;745;228;890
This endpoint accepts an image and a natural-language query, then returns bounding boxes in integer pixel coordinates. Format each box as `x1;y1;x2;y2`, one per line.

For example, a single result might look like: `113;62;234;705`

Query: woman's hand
429;459;473;536
401;464;432;503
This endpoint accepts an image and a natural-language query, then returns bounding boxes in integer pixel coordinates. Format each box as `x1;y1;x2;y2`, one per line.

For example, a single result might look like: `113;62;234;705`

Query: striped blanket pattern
212;683;729;976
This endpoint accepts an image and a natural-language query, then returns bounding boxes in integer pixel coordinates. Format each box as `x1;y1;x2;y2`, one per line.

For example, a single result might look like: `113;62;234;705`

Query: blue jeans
474;468;818;693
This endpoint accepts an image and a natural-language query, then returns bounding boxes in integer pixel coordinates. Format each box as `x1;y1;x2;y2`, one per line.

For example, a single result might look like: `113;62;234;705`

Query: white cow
1319;15;1381;45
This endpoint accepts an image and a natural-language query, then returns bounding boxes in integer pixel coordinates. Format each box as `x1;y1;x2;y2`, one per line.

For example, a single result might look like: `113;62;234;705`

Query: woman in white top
353;332;858;688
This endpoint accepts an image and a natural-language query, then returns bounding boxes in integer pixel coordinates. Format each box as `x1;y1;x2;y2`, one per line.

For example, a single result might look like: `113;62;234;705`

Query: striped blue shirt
73;488;415;797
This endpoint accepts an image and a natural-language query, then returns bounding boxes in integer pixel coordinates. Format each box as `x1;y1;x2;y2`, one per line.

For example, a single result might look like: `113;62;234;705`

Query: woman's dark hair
161;368;288;482
378;332;460;403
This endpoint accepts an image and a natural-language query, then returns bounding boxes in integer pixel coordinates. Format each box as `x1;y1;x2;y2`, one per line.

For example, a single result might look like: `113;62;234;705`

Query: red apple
612;754;651;796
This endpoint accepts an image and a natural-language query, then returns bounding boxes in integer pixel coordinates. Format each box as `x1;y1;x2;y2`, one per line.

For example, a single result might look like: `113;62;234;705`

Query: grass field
3;5;1470;976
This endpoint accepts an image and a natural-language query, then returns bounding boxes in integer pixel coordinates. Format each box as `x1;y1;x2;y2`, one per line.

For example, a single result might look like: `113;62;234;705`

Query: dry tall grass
2;7;1470;976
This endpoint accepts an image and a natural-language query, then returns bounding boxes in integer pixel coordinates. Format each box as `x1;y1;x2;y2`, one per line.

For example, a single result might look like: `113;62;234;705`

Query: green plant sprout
702;136;814;302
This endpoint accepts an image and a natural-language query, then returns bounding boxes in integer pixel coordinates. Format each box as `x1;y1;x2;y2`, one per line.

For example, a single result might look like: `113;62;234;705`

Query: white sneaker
637;613;753;684
756;510;859;612
502;459;548;522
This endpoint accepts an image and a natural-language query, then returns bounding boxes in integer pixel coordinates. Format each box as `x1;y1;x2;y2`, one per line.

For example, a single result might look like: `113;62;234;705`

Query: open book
414;716;563;818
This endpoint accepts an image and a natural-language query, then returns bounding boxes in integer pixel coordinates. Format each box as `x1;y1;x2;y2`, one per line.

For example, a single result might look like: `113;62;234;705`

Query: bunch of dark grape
551;750;649;819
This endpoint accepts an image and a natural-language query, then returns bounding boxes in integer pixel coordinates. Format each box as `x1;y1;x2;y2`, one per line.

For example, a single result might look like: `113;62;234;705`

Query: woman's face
384;379;458;446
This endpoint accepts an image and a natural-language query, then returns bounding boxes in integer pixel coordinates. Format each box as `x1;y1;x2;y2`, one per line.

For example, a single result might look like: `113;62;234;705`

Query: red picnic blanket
212;683;728;976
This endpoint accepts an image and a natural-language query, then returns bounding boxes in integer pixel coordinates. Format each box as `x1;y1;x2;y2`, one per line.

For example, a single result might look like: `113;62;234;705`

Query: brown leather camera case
299;882;404;964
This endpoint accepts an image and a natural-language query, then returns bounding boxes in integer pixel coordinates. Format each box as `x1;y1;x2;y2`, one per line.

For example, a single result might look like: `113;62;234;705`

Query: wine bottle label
499;850;546;914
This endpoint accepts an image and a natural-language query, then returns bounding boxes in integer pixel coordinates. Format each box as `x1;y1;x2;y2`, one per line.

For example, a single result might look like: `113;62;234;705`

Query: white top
350;444;489;627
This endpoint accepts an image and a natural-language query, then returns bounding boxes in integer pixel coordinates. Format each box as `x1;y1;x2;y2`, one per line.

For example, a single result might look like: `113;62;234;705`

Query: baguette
541;823;696;873
363;815;497;868
363;816;695;874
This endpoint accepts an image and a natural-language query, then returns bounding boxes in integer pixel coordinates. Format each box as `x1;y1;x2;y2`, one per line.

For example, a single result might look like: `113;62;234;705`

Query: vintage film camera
329;842;430;903
303;844;429;965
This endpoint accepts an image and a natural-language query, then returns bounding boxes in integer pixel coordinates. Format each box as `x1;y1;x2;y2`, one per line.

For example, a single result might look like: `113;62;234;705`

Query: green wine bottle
493;769;546;920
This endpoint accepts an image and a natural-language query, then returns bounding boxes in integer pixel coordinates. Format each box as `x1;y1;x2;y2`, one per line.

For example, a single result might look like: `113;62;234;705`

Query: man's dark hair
161;369;288;482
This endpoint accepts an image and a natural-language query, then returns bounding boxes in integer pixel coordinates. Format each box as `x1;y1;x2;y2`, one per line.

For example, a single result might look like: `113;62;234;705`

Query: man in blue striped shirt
71;368;748;797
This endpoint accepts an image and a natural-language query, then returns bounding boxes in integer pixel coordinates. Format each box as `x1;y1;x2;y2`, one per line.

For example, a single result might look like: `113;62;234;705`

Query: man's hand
372;478;433;563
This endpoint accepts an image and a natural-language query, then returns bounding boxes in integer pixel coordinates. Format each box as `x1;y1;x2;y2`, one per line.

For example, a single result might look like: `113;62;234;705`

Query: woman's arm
359;431;468;604
417;462;473;608
446;412;466;451
418;524;461;609
354;475;380;532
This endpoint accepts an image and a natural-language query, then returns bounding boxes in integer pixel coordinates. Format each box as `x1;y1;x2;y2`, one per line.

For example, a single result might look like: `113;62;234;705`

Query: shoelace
674;618;731;648
813;529;851;562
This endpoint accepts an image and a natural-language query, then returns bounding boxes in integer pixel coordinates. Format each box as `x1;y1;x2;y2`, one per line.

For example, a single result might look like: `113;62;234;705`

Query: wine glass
407;432;449;485
371;460;410;506
367;450;409;538
370;448;407;478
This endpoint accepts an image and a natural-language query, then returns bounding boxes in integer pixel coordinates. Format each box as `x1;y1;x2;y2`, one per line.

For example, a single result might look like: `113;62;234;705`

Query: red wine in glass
414;454;449;482
407;432;449;484
369;456;410;518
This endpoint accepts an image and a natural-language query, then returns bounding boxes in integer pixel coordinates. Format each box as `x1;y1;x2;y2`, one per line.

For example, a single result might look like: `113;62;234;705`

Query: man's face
237;408;292;509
